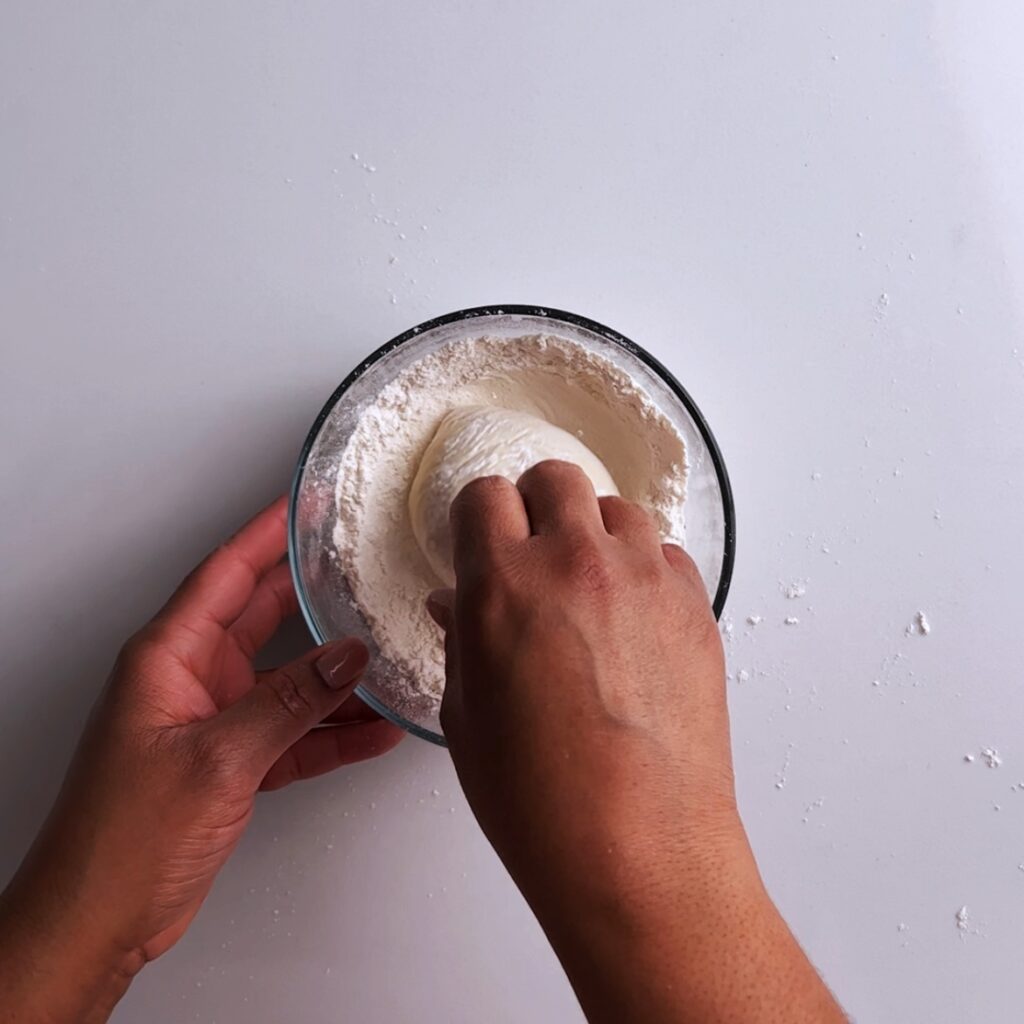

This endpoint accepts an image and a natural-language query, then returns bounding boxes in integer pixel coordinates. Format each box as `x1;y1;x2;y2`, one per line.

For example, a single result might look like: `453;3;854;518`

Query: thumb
427;588;463;730
426;588;455;631
209;638;369;783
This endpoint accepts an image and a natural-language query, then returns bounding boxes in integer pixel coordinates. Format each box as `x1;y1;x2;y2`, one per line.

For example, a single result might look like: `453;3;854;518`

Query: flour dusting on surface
774;743;795;791
906;610;931;636
980;748;1003;769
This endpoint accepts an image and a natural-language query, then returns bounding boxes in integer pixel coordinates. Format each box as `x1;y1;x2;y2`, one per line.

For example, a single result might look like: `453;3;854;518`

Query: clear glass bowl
289;306;736;746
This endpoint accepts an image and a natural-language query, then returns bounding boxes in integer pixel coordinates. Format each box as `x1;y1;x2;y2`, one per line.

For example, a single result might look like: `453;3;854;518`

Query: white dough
408;405;619;586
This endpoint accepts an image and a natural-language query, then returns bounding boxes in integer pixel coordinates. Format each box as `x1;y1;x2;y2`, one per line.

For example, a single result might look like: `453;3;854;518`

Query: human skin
0;473;846;1024
428;460;847;1024
0;497;403;1024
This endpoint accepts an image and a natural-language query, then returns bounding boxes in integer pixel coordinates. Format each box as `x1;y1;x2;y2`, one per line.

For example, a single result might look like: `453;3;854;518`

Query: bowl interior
289;307;734;746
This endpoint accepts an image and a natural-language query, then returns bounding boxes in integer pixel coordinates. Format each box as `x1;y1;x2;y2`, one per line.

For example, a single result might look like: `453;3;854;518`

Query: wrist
0;865;142;1024
519;789;755;918
540;804;761;931
516;813;843;1024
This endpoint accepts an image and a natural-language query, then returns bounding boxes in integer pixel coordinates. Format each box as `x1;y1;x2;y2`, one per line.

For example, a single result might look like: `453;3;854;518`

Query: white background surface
2;2;1024;1021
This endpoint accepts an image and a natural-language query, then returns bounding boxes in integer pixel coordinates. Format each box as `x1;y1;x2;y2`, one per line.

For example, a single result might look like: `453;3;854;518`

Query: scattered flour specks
774;743;795;791
981;748;1003;769
801;797;824;824
954;905;981;939
720;614;735;644
784;616;800;626
746;614;763;626
906;610;931;636
783;580;808;600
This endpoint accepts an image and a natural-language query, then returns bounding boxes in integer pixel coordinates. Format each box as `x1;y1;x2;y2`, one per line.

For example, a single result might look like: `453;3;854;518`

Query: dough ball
408;405;619;585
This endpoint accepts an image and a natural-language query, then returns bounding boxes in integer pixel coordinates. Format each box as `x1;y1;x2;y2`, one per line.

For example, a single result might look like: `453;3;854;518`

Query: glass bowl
289;306;736;746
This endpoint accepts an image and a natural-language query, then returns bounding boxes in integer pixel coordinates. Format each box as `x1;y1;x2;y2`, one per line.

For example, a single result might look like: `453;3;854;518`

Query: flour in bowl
333;333;688;716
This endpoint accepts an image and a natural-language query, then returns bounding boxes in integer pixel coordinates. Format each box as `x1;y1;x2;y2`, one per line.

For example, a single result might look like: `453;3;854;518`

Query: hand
428;461;845;1024
0;498;403;1024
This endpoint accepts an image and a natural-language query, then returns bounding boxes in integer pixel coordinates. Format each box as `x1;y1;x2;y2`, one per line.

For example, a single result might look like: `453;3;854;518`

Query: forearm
0;867;138;1024
526;828;846;1024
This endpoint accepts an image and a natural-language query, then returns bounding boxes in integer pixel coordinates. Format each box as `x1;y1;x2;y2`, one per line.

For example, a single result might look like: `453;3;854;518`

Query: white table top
2;3;1023;1022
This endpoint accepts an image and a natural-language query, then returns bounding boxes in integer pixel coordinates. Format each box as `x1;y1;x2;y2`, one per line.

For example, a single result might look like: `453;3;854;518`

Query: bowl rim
288;304;737;746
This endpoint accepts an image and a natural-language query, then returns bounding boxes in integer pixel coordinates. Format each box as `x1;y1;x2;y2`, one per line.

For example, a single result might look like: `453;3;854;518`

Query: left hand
0;497;403;1024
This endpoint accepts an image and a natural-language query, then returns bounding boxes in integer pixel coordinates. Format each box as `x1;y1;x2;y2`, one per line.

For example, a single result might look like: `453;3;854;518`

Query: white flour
980;747;1002;769
333;333;689;714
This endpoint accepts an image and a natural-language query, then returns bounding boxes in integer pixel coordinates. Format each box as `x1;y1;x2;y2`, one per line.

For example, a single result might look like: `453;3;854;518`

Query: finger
259;719;404;791
322;692;385;725
229;562;298;657
159;496;289;632
427;589;462;723
450;476;530;581
517;460;603;536
253;664;386;723
437;622;463;741
208;637;369;782
426;589;455;632
662;542;700;582
599;496;661;549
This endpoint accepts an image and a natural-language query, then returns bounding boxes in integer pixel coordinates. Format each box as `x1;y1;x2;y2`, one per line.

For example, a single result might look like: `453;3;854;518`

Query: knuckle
633;555;667;587
664;543;701;579
597;494;624;517
269;667;317;721
454;474;514;512
519;459;583;488
565;541;615;593
598;494;630;514
627;501;657;529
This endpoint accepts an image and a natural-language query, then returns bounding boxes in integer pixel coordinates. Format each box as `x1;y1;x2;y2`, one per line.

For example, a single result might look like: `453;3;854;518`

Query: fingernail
316;639;368;691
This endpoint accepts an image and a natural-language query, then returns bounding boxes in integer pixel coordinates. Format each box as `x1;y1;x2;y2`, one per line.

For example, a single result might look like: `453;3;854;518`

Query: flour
980;747;1002;769
333;333;689;715
906;610;931;636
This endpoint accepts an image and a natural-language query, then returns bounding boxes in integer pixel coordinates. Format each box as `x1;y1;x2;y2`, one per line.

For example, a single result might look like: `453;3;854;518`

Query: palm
155;626;262;723
123;500;400;957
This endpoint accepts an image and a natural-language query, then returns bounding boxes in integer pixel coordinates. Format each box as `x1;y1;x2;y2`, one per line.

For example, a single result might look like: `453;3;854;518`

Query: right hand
427;459;740;914
428;460;846;1024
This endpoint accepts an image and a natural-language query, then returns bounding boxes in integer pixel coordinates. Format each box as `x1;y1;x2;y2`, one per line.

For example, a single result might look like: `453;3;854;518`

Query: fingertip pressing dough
333;333;688;716
408;405;620;586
